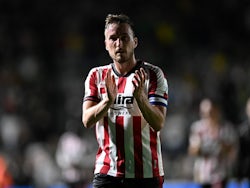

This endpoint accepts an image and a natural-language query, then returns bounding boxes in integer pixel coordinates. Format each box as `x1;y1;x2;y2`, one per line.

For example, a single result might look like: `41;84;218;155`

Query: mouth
116;49;124;54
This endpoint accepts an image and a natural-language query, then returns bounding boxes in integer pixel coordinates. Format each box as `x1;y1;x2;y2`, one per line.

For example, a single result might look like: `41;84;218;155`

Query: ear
133;37;138;48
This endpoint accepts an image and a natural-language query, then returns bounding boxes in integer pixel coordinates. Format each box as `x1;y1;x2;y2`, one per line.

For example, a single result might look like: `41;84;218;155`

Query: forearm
82;97;112;128
136;93;166;131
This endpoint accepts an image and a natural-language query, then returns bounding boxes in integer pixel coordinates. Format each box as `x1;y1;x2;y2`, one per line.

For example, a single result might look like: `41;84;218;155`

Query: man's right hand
105;68;117;104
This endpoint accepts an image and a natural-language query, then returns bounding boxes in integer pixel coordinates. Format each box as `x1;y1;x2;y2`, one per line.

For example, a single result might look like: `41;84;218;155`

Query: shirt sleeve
148;66;168;108
83;68;101;103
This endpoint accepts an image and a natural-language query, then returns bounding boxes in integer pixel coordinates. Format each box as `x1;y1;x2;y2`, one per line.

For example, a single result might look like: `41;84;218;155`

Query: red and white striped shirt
83;61;168;178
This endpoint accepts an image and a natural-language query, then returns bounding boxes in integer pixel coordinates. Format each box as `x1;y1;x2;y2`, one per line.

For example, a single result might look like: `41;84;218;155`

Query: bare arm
133;68;167;131
82;69;117;128
188;134;201;156
82;98;112;128
136;94;167;131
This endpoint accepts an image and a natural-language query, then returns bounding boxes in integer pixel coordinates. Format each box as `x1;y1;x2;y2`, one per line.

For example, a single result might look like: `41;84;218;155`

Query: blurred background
0;0;249;187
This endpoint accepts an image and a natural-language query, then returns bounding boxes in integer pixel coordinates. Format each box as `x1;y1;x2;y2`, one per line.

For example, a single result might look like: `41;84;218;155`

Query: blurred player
236;97;250;181
188;98;238;188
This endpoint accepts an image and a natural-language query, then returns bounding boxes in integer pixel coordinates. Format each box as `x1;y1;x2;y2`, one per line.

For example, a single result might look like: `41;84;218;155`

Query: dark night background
0;0;249;187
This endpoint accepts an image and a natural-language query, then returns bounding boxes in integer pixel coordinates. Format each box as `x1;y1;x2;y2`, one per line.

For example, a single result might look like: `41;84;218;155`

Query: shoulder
88;64;111;73
142;61;164;72
84;64;111;84
86;64;112;78
190;120;204;132
220;121;238;141
141;61;167;79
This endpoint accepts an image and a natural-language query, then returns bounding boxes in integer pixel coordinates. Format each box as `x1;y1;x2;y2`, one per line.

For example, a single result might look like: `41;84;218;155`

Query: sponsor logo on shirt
111;94;134;110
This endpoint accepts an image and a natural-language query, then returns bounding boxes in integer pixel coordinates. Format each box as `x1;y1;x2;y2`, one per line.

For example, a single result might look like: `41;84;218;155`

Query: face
104;23;138;64
199;98;212;118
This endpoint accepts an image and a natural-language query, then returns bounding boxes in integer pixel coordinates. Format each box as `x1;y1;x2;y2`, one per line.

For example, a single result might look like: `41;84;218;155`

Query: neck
113;59;137;76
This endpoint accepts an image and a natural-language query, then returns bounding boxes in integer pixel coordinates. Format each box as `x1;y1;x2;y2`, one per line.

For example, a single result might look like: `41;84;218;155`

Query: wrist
135;92;147;103
103;96;114;106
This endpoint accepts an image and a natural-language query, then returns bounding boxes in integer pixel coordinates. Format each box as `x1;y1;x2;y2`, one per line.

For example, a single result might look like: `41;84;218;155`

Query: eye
120;35;129;42
109;36;118;42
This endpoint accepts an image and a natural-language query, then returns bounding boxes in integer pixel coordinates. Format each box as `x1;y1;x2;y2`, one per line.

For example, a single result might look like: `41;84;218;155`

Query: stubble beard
113;51;133;64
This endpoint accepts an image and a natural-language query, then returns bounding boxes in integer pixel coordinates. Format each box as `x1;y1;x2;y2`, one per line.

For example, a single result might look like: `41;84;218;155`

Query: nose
115;38;122;47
